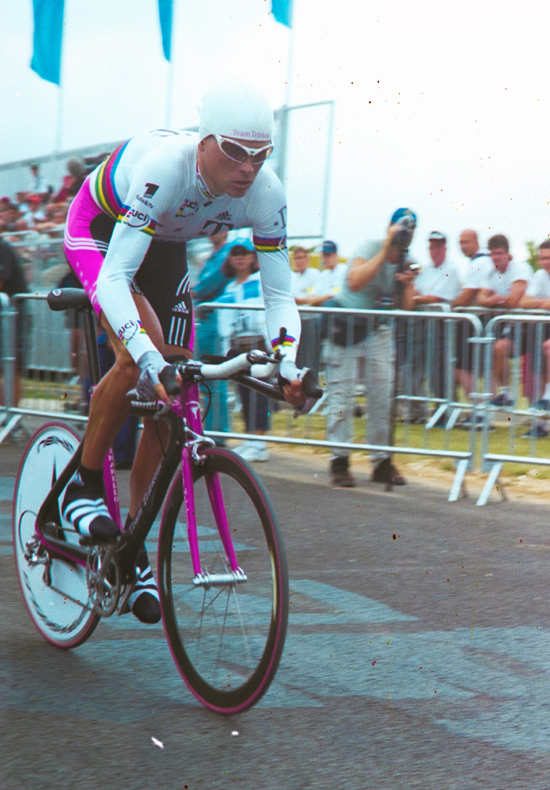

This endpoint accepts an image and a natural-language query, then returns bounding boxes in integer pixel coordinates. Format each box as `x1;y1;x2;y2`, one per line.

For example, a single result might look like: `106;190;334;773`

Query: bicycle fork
180;381;246;589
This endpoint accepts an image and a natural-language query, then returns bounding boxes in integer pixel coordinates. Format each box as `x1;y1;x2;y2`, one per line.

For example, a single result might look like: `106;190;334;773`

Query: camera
392;215;415;249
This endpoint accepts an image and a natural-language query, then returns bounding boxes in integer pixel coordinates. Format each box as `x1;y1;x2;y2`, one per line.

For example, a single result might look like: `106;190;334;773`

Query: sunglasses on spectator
211;134;273;165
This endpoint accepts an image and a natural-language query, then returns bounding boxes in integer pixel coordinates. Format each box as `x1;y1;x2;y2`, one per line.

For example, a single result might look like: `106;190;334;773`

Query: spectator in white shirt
290;247;319;305
478;234;533;406
28;163;47;195
455;229;493;305
453;230;493;406
413;231;462;307
518;240;550;433
309;240;347;306
411;232;462;422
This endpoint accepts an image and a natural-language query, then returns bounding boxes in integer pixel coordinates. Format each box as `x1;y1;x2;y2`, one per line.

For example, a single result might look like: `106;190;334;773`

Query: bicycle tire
158;448;289;713
13;422;100;648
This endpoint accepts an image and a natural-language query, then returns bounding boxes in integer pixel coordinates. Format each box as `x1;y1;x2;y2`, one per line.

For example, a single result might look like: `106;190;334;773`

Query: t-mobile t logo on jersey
143;183;159;198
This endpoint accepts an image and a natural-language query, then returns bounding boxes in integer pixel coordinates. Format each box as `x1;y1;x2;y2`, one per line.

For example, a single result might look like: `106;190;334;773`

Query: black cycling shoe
128;546;161;624
63;481;120;543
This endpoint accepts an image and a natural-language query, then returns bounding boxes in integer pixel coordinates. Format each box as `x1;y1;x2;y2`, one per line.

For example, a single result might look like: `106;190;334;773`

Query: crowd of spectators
2;157;550;481
0;157;107;287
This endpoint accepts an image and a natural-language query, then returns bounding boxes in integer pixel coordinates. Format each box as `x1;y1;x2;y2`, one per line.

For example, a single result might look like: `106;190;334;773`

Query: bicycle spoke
159;449;289;712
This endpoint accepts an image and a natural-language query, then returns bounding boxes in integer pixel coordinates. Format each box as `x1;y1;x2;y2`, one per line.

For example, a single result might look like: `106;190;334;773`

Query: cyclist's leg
124;243;193;623
81;294;166;470
128;239;194;516
63;185;174;536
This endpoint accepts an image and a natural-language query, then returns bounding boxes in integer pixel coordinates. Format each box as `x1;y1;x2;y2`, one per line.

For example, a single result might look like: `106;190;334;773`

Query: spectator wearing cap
21;195;47;228
413;232;462;307
410;232;462;423
325;209;417;487
478;234;532;407
217;243;272;463
308;241;347;306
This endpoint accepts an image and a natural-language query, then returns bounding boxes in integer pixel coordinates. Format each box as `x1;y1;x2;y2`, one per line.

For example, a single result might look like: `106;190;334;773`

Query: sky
2;0;550;264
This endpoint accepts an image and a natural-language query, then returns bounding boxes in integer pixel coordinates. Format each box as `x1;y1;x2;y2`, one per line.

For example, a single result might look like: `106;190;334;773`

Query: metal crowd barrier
476;312;550;506
0;293;87;445
3;293;550;506
0;230;66;290
196;302;485;501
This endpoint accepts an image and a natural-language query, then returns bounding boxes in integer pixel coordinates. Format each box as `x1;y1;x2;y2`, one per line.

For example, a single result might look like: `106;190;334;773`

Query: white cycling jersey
87;129;300;363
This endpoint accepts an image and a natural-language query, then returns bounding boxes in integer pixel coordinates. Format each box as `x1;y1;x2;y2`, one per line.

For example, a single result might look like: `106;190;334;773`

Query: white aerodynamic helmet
199;78;274;143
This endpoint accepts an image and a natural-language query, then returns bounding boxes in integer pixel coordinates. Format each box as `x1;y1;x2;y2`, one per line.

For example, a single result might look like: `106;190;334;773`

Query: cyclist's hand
283;379;305;406
137;350;181;404
278;358;306;407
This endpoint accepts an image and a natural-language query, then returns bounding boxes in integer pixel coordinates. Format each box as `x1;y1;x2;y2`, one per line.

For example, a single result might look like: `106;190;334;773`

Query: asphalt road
3;429;550;789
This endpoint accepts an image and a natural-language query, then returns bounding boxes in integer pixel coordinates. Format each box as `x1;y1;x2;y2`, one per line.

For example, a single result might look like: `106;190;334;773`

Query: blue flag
158;0;173;61
272;0;293;27
30;0;65;85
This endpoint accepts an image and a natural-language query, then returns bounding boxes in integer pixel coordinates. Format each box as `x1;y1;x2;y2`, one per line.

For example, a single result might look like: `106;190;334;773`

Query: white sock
543;383;550;400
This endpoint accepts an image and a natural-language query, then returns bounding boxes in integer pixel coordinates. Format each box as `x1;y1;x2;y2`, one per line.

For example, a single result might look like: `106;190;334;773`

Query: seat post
82;306;101;387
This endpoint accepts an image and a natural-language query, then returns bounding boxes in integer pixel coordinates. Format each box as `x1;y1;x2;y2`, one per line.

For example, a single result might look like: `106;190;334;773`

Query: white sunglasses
211;134;273;165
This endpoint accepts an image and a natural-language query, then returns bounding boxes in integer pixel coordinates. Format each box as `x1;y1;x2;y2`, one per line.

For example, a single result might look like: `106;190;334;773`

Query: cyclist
61;79;305;623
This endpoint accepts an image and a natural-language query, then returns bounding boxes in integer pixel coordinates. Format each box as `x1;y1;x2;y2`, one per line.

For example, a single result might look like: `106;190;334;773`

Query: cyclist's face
198;136;266;198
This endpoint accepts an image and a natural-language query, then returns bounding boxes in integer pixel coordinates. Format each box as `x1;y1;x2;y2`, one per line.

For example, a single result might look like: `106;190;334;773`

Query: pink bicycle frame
98;379;241;578
178;380;240;577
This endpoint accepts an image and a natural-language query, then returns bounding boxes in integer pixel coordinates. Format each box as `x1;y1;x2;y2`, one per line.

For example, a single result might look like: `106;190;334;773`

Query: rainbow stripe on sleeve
94;141;130;220
271;334;297;351
141;220;158;236
253;234;287;253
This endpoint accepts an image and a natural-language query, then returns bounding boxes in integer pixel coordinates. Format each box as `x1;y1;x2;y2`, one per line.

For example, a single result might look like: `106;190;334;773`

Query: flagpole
166;58;174;128
54;79;64;153
277;1;295;187
164;0;175;128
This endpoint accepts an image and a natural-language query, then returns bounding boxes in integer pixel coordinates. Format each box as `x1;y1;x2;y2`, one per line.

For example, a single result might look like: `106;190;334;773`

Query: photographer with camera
326;208;417;487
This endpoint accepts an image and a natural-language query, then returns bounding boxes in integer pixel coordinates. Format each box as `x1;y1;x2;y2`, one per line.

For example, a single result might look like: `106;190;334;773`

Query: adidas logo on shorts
172;301;189;314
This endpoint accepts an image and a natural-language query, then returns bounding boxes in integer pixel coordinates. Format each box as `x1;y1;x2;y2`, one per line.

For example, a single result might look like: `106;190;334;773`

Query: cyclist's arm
95;156;178;363
248;171;301;362
255;248;301;361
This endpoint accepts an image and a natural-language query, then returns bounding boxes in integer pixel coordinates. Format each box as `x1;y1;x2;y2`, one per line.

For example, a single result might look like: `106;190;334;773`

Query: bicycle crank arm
193;569;247;588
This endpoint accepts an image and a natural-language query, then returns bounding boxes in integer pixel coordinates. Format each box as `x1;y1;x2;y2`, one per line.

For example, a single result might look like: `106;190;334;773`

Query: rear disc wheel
13;422;99;648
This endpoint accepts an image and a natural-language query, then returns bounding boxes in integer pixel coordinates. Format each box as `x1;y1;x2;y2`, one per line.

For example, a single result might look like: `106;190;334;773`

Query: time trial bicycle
12;287;322;714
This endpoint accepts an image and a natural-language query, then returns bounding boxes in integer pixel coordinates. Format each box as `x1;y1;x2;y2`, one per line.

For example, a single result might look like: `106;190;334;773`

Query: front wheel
158;448;289;714
13;422;100;648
